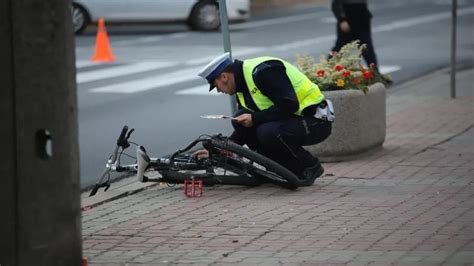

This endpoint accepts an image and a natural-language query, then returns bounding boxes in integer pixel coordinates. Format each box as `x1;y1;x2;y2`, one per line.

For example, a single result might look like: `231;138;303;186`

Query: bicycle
89;126;302;197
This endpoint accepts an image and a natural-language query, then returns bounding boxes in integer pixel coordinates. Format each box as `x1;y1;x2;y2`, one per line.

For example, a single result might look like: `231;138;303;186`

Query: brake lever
126;128;135;140
117;128;133;149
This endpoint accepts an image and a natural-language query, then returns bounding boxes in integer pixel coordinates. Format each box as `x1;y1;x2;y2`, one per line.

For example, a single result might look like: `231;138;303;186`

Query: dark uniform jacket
232;59;317;127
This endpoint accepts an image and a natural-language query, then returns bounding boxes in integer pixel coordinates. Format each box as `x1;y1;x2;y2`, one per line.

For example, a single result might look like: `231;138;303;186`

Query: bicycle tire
157;153;264;187
210;139;300;189
159;170;263;187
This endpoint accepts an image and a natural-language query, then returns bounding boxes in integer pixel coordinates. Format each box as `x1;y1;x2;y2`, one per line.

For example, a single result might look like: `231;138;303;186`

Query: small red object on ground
184;179;203;197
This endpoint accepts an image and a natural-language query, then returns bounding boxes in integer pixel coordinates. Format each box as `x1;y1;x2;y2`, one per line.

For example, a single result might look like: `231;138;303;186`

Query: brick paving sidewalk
82;68;474;265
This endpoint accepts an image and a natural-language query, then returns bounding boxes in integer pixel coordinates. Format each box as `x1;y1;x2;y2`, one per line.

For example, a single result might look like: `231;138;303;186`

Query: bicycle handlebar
126;128;135;140
117;126;128;144
117;125;134;149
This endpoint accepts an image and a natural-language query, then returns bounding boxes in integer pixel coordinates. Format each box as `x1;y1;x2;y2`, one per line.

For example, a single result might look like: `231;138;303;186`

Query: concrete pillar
0;0;17;265
0;0;82;265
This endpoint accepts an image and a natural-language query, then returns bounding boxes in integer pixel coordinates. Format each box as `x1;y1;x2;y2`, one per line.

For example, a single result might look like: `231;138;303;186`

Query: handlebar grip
117;126;128;145
89;184;100;197
89;182;111;197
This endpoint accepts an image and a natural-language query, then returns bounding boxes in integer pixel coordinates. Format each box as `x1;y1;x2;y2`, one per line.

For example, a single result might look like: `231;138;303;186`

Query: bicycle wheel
157;153;263;187
210;139;300;189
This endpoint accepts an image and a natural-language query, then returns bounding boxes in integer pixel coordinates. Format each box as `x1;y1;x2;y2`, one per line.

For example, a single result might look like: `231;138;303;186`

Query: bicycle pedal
183;179;203;197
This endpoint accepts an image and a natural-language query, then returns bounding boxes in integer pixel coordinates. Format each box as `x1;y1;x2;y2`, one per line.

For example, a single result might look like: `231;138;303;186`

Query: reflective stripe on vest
237;57;324;116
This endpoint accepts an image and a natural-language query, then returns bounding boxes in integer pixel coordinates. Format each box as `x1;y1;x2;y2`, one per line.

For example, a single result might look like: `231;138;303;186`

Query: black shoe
299;164;324;186
381;75;393;86
374;69;393;87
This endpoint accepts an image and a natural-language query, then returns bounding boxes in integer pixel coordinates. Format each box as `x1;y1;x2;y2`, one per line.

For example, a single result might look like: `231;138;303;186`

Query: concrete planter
305;82;386;162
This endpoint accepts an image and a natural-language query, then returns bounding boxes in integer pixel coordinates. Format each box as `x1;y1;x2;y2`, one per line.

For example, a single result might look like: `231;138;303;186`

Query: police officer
197;53;332;186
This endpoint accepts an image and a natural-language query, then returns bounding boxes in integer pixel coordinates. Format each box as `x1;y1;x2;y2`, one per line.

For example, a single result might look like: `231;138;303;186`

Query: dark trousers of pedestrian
331;5;378;66
332;22;378;66
230;110;332;177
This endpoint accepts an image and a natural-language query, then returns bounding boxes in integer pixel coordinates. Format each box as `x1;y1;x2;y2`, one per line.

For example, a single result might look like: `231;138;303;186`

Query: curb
80;173;160;210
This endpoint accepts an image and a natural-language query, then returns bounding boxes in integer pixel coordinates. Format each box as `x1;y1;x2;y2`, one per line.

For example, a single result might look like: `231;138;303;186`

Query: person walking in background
331;0;376;65
330;0;392;84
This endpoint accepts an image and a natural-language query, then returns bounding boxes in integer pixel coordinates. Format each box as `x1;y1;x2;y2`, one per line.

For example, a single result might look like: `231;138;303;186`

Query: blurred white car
72;0;250;33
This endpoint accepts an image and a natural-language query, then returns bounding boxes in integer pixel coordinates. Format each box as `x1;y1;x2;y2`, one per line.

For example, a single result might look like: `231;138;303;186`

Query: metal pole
450;0;457;99
218;0;232;57
218;0;238;114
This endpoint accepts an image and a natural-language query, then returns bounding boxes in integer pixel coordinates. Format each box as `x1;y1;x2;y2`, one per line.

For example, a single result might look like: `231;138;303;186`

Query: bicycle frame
89;126;264;197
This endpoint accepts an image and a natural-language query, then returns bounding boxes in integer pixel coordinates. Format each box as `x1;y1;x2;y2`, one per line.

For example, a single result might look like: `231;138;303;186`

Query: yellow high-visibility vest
236;56;324;116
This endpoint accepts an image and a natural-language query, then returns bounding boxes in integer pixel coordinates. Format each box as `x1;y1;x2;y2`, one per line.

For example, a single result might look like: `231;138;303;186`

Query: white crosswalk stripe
77;61;175;83
89;66;202;94
320;17;337;23
175;85;223;96
185;47;265;66
76;60;99;68
379;65;401;75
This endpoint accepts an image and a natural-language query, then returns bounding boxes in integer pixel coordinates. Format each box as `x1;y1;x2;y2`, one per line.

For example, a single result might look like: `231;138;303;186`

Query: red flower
334;65;344;71
362;71;373;80
369;63;377;69
316;70;325;77
353;77;360;84
342;71;351;77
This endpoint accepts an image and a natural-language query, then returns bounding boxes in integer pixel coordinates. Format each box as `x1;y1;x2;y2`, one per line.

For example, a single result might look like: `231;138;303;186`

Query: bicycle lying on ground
89;126;303;196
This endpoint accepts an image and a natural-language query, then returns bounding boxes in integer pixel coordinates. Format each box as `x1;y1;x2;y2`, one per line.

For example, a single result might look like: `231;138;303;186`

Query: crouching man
196;53;334;186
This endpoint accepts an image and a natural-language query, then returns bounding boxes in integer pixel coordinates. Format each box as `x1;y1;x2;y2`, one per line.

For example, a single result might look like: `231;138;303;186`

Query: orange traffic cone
90;18;116;62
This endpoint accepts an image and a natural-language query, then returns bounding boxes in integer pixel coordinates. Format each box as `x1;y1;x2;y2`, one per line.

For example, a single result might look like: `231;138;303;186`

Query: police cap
197;52;232;91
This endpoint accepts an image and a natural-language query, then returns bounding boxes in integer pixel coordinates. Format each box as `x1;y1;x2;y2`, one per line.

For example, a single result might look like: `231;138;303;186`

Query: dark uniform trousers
231;109;332;177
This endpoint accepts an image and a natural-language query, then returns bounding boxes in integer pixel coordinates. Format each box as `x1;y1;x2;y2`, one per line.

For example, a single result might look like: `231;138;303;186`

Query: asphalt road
75;0;474;189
